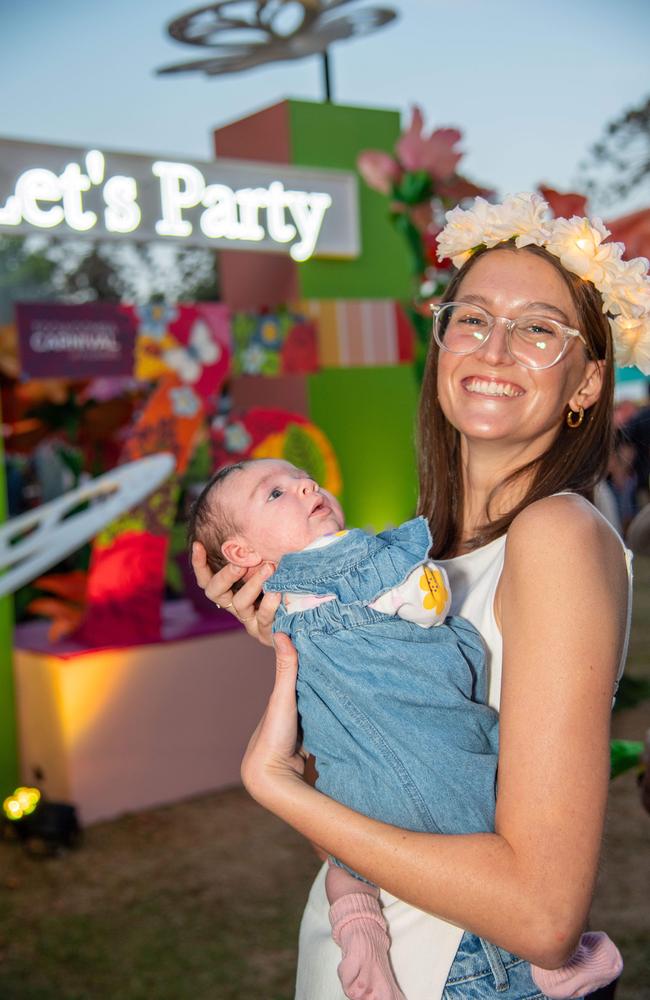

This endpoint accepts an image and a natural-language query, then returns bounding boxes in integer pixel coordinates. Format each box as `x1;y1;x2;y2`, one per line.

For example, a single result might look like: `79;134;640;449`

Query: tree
0;235;57;323
579;95;650;207
0;234;220;313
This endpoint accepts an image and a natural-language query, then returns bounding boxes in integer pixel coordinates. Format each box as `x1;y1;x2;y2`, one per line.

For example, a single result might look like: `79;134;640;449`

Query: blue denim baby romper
265;517;499;843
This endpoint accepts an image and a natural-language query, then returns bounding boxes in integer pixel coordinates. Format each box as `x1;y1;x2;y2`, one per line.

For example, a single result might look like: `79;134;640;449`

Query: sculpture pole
322;50;332;102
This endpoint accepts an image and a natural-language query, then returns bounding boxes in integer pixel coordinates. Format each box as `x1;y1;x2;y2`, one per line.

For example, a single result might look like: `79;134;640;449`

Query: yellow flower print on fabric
419;566;449;616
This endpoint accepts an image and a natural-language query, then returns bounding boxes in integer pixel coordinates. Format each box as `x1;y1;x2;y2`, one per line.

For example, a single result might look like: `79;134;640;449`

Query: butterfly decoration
163;319;222;384
156;0;397;77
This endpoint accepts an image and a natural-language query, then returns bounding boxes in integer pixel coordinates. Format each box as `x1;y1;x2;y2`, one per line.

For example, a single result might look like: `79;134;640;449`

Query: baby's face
219;459;345;567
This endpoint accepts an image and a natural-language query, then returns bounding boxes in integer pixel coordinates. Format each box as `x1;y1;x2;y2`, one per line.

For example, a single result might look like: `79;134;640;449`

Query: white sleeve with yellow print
368;561;451;628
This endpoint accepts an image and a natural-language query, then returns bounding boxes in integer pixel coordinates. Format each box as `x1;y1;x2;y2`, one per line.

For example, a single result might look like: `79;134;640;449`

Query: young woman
192;194;648;998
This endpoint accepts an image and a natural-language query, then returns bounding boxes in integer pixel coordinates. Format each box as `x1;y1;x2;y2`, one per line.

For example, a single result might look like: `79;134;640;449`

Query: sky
1;0;649;218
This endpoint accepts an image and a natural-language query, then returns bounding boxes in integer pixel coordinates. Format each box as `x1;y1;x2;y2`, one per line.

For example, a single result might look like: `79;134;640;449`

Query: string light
3;786;41;821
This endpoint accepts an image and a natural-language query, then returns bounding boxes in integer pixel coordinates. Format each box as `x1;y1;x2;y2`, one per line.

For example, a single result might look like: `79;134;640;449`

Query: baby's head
188;458;345;577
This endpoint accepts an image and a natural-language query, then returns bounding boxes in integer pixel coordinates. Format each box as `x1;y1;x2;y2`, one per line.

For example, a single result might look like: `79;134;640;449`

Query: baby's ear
221;537;263;569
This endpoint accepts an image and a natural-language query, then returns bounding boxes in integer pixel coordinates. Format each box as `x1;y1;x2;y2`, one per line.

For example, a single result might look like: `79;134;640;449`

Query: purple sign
16;302;136;378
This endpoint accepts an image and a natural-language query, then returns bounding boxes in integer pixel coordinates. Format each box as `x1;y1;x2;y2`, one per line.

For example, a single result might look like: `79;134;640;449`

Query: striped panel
293;300;407;368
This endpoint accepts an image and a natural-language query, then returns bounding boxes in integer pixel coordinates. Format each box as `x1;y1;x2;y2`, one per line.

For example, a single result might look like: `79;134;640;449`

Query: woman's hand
191;540;281;646
241;633;307;806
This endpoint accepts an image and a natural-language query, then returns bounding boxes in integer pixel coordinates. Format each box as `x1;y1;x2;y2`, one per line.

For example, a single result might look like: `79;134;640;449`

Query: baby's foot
531;931;623;999
329;893;406;1000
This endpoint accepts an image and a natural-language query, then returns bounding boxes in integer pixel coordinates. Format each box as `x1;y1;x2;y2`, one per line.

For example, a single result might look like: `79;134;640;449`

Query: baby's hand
191;541;281;646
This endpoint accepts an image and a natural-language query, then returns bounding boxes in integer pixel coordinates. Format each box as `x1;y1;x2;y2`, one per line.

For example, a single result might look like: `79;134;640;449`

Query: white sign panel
0;139;360;261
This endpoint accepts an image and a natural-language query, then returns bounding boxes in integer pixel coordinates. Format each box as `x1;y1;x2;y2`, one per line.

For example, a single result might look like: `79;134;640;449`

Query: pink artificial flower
606;207;650;261
538;185;588;219
396;106;463;180
436;176;493;203
356;150;403;194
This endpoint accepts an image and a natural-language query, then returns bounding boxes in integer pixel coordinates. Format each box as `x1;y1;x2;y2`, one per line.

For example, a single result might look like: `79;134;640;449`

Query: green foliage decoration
282;424;327;487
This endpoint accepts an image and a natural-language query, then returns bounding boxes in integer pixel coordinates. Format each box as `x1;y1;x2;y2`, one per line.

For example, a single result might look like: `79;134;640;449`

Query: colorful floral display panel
77;305;232;647
230;311;318;376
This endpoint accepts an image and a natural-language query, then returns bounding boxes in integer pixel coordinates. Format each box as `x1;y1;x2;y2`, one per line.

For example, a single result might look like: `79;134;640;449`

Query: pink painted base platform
13;602;274;825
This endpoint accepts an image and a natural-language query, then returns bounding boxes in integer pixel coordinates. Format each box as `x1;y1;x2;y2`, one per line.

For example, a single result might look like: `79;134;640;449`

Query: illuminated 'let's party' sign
0;139;360;262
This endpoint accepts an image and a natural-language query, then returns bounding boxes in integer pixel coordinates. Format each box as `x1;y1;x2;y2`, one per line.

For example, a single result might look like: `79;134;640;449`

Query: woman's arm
242;496;628;968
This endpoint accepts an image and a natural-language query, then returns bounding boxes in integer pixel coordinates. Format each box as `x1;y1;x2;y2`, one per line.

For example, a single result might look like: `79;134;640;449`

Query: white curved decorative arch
0;453;176;597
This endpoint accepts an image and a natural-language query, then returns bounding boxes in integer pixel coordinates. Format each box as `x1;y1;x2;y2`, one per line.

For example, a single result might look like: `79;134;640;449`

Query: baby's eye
268;488;283;500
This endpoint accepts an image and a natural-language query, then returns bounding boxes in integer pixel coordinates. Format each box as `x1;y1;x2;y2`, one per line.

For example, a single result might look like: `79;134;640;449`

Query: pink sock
329;892;406;1000
531;931;623;999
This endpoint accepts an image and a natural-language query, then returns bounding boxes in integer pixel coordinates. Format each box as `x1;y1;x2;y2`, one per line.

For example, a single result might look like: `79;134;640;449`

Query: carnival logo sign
15;302;137;378
0;139;359;261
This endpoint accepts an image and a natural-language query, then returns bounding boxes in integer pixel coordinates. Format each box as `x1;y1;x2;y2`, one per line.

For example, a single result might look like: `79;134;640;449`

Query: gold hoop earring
566;406;584;429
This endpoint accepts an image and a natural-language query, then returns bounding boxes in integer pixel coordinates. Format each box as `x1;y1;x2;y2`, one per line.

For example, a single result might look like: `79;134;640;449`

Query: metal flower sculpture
156;0;397;79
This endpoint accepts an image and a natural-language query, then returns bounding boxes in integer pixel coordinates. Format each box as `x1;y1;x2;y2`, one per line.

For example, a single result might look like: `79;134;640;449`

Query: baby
189;458;622;1000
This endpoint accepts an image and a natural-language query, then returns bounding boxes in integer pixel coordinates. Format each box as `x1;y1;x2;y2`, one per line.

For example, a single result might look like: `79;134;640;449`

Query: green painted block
0;400;18;796
308;366;419;532
288;101;412;301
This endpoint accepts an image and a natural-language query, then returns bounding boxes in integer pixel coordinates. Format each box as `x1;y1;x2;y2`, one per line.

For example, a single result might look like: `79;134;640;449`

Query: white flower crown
436;192;650;375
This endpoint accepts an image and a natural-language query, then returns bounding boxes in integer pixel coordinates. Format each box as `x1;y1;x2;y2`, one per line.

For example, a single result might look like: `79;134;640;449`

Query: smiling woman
422;242;612;557
193;193;647;1000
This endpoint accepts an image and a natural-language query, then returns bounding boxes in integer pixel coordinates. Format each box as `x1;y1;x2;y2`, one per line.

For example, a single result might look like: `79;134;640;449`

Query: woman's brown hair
417;242;615;558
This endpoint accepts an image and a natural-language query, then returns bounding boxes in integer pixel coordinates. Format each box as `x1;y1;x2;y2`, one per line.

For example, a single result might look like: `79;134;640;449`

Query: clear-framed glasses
430;301;589;371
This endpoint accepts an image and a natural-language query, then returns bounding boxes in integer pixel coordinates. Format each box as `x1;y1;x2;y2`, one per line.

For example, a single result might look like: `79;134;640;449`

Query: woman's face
436;249;601;457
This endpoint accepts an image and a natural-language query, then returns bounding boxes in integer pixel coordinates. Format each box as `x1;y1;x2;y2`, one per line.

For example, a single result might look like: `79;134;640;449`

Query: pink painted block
214;101;298;310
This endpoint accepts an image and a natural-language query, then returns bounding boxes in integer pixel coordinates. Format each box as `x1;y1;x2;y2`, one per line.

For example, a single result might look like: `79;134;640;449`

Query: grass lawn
591;553;650;999
1;560;648;1000
0;789;320;1000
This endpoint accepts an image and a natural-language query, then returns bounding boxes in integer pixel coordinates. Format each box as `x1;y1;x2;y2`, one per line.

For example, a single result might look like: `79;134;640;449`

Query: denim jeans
444;932;583;1000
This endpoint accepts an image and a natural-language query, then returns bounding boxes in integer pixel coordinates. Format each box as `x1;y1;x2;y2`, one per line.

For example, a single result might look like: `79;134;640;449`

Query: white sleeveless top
295;504;632;1000
439;534;507;710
